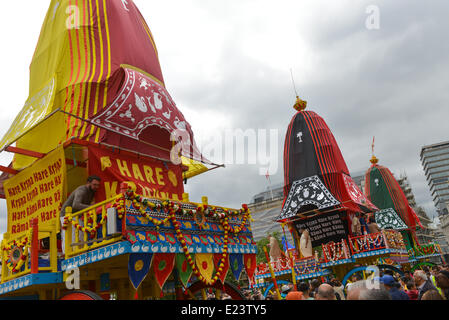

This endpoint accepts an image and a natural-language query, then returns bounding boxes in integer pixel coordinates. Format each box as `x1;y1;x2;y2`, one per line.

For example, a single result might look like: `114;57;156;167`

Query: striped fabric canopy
280;110;378;222
365;158;422;231
3;0;206;169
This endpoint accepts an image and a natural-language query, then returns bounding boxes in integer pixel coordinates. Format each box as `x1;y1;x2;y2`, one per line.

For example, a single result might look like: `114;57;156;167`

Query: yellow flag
195;253;214;283
182;157;208;180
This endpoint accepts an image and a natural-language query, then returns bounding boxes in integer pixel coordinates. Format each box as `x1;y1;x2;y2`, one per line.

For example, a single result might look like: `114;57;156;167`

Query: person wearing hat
380;275;409;300
281;284;292;296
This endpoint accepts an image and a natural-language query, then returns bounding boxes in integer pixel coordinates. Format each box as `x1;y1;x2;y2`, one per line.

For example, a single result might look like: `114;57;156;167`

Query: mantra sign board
293;211;349;247
4;146;66;237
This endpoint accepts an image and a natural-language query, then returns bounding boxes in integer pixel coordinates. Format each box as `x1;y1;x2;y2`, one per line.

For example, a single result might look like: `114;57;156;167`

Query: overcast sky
0;0;448;234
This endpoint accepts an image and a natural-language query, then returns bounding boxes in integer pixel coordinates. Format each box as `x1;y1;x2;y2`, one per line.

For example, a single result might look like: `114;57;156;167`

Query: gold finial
293;96;307;111
370;136;378;164
290;69;307;111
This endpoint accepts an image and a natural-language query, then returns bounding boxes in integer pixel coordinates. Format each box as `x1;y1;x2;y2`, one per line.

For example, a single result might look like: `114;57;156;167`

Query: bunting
195;253;214;284
229;254;244;281
128;253;153;290
153;253;175;289
243;254;257;284
213;254;229;284
175;253;193;288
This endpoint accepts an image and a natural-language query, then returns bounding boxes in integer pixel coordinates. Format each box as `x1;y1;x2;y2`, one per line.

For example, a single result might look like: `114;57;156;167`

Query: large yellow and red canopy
0;0;207;173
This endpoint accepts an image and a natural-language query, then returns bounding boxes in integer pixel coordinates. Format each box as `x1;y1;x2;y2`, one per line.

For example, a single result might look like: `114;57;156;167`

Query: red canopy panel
91;67;207;164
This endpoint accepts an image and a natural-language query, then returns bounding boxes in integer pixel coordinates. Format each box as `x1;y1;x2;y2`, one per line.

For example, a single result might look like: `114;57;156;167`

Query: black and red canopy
277;110;377;222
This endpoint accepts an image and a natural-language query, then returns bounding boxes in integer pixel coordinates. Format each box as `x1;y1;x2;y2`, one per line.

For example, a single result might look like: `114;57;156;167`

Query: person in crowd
346;273;363;292
380;275;409;300
422;266;431;278
330;278;346;300
435;270;449;300
59;175;101;253
280;284;292;298
298;282;314;300
431;265;441;276
414;270;437;300
422;289;444;300
315;284;336;300
398;276;408;291
347;280;392;300
351;213;361;236
359;213;369;235
360;287;392;300
367;216;381;234
265;293;274;300
285;290;304;300
309;279;321;298
405;280;419;300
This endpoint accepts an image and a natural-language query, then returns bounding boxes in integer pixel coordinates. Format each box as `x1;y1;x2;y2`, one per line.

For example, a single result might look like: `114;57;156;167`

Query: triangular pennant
128;253;153;290
213;253;229;284
175;253;193;287
243;254;257;285
195;253;214;283
229;254;244;281
153;253;176;289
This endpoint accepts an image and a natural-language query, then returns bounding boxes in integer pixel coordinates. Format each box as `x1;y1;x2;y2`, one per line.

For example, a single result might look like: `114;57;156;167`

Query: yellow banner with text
5;146;66;238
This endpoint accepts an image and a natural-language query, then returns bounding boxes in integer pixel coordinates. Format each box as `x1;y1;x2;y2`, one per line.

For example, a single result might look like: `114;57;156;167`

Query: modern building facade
420;140;449;215
397;173;417;208
248;183;293;243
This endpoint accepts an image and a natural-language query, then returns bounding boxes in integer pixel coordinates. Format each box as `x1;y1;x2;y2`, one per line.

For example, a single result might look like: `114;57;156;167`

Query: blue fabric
281;236;295;251
229;254;244;281
128;253;153;289
389;287;410;300
359;217;369;234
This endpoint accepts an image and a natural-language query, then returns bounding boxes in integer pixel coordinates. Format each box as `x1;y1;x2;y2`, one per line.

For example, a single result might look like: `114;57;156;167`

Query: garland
353;233;384;253
170;210;228;286
113;189;252;286
415;244;436;256
114;189;252;231
3;230;32;273
322;240;346;262
63;211;108;238
383;230;405;249
294;257;320;275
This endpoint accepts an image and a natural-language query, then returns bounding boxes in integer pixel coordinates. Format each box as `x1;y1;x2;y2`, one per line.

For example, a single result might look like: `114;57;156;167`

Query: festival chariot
250;96;444;298
0;0;257;300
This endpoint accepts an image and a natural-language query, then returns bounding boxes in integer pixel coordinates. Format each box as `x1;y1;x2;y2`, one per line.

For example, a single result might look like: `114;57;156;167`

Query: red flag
213;254;229;284
153;253;175;289
265;169;270;180
243;254;257;284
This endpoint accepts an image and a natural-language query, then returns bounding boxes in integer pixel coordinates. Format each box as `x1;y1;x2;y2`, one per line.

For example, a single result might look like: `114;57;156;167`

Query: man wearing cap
380;275;410;300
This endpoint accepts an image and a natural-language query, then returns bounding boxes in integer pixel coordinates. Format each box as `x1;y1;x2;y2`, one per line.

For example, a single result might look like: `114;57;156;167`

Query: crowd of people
236;264;449;301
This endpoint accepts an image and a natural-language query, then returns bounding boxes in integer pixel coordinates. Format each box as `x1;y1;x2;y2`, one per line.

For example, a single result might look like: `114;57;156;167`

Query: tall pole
263;246;282;300
265;170;274;201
